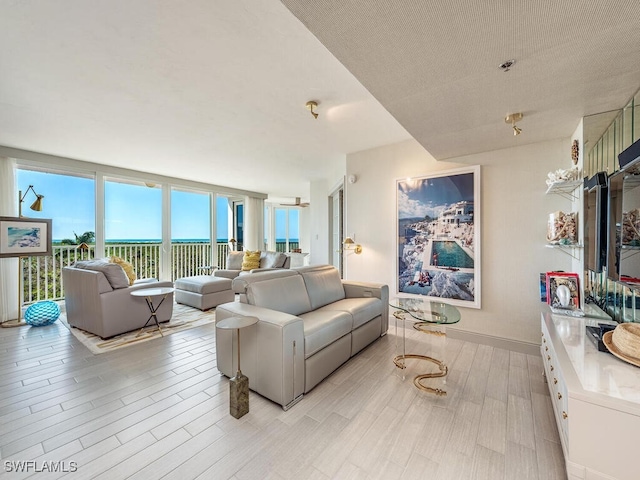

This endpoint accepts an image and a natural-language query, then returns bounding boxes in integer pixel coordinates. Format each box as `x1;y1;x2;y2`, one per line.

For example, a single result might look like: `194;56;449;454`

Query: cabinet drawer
541;327;568;446
553;367;569;446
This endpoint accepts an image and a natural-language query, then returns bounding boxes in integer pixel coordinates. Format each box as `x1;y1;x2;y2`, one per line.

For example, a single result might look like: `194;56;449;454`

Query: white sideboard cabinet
541;304;640;480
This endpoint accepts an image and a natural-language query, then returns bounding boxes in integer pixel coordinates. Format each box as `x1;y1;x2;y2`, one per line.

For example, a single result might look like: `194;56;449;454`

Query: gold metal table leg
393;309;449;396
393;353;448;396
136;294;167;337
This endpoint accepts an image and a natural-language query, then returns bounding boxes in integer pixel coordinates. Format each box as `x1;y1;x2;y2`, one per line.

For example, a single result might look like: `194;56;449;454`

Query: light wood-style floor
0;312;566;479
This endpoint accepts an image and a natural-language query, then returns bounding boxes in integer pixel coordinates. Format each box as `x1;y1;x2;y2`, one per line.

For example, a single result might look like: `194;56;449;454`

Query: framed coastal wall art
0;217;52;258
396;165;481;308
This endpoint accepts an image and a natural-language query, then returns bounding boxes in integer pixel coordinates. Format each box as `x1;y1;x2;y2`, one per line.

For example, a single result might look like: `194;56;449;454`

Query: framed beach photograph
396;165;481;309
0;216;52;258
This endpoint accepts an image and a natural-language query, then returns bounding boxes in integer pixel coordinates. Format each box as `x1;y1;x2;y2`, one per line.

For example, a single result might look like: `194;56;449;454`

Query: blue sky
17;170;225;241
397;172;474;219
17;169;298;241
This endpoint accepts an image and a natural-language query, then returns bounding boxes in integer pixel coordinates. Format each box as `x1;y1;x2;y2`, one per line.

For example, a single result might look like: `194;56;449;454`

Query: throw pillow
226;251;245;270
261;251;286;269
73;260;130;289
111;256;136;285
241;250;261;271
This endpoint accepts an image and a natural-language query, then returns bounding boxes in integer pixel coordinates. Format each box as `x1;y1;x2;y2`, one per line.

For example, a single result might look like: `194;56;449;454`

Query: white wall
309;178;331;265
298;207;311;254
345;138;575;345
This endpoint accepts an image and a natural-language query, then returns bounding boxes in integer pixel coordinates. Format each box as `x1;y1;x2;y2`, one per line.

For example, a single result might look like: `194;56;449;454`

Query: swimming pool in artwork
431;241;474;268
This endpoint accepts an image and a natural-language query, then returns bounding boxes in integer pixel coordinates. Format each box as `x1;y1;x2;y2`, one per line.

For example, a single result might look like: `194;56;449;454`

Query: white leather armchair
62;266;174;338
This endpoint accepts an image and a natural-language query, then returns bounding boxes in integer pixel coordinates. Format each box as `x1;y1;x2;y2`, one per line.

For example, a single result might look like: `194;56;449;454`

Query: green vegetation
59;231;95;245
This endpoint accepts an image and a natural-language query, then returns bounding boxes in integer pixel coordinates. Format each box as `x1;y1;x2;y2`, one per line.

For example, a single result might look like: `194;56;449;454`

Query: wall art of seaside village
397;171;476;304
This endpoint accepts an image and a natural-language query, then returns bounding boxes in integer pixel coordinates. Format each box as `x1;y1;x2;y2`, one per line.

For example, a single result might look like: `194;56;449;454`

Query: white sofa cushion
175;275;232;294
299;266;346;310
260;251;287;269
215;269;240;280
317;297;383;330
227;251;245;270
299;310;352;358
232;269;298;294
247;275;312;316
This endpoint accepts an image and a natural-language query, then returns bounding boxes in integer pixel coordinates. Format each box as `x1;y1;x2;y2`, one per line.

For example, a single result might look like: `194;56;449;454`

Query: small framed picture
539;273;547;302
0;216;52;258
546;272;580;310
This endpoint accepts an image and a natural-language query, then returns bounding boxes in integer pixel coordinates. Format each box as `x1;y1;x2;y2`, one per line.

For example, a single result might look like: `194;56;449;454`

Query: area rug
60;303;216;354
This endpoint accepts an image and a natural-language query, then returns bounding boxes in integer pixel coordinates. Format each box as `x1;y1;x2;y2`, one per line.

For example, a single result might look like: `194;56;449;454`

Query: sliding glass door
171;188;211;278
104;179;162;279
272;207;300;252
15;162;263;303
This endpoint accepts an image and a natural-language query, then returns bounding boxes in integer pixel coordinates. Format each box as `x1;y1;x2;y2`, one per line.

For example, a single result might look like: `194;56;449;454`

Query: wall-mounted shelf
545;243;583;260
545;179;582;201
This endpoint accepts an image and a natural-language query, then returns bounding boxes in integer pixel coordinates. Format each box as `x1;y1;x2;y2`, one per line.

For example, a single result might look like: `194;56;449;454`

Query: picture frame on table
545;271;581;312
0;216;52;258
539;273;547;302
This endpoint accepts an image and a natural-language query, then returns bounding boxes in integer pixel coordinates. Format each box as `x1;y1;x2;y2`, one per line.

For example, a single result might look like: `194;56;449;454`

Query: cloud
398;190;444;219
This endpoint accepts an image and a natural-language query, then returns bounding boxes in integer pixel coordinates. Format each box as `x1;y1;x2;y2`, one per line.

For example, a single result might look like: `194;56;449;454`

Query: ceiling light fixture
505;112;523;136
498;59;516;72
306;100;319;119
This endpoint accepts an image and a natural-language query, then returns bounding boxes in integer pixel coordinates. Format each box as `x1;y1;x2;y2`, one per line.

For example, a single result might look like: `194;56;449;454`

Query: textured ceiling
2;1;639;201
281;0;640;160
0;1;409;198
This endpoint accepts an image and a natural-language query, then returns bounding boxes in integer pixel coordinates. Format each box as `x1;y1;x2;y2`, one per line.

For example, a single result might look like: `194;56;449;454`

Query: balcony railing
21;241;299;304
22;242;227;304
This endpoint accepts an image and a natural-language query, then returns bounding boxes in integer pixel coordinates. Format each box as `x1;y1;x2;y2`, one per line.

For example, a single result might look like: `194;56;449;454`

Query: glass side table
390;297;461;396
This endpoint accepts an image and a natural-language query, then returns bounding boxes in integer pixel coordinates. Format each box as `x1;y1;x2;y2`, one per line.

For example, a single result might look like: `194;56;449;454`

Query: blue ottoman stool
24;301;60;327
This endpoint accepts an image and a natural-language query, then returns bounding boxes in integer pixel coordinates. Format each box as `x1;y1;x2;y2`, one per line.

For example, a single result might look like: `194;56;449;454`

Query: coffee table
130;287;175;337
390;297;461;395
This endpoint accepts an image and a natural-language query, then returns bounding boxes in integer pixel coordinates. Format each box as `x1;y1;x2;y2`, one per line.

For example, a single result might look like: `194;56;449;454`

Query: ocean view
52;238;300;244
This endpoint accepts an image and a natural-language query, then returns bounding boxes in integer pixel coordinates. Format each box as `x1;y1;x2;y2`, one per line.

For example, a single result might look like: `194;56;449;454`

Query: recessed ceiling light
498;59;516;72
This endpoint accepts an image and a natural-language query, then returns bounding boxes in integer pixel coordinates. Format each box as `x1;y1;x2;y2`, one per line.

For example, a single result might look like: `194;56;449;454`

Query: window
235;202;244;250
16;168;95;301
17;169;96;243
105;179;162;278
274;207;300;252
171;189;211;279
15;159;262;304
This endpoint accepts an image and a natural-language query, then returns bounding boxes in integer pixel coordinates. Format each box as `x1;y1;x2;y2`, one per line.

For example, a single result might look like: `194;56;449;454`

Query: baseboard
445;327;540;356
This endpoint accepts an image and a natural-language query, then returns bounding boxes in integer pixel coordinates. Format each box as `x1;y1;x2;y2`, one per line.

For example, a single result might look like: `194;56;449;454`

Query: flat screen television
584;172;607;272
607;170;640;284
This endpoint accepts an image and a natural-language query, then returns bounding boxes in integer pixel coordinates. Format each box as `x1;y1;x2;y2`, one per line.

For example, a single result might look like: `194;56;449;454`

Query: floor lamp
1;187;46;327
0;256;25;328
0;185;49;327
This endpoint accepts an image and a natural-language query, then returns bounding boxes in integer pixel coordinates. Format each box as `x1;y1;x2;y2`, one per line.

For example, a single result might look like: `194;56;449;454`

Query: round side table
130;287;175;337
216;316;259;419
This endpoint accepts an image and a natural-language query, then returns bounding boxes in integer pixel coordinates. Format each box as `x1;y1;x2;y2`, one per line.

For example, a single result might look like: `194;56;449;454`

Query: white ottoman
175;276;234;311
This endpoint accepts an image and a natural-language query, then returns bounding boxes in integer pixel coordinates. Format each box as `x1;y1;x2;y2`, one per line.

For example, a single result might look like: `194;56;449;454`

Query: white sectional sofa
215;265;389;410
213;250;291;280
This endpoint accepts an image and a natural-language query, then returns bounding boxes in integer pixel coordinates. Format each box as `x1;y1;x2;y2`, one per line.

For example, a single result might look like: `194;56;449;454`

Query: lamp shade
30;195;44;212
